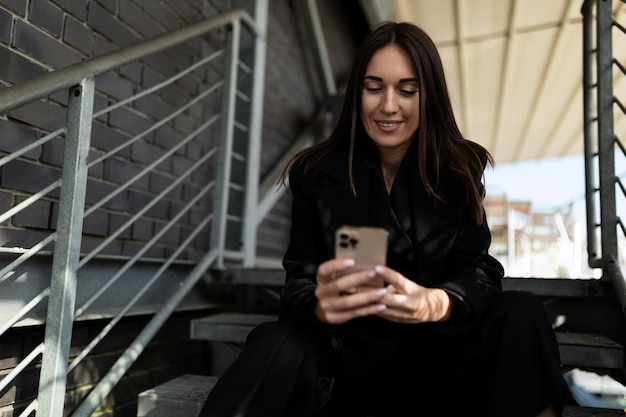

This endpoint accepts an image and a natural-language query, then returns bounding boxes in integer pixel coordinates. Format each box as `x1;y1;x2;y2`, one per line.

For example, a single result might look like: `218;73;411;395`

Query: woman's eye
364;86;382;92
399;89;417;96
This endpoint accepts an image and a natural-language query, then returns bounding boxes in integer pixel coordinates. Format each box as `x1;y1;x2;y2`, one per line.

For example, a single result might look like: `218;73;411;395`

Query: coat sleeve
279;167;328;322
435;207;504;332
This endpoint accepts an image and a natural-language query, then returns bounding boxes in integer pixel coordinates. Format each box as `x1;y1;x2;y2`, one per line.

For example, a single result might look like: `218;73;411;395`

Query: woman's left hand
374;265;454;323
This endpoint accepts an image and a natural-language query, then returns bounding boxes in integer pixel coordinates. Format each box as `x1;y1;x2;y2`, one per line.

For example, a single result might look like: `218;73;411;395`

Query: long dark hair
280;21;493;224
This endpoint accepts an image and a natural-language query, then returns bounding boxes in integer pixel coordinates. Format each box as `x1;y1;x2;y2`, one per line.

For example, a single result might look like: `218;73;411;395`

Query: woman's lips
376;120;401;132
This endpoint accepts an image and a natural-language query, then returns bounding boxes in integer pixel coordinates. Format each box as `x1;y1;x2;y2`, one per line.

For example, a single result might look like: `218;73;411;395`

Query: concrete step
137;374;218;417
191;313;624;372
563;405;626;416
558;332;624;370
137;374;624;417
136;374;623;417
190;312;276;343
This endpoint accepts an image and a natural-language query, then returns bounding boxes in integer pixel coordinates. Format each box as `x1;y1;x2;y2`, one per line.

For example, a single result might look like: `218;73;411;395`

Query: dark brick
143;2;180;31
118;61;142;84
0;0;26;16
127;191;168;218
84;178;128;211
142;52;178;79
173;112;198;136
108;213;131;238
131;218;152;240
82;208;107;236
29;0;64;37
0;47;48;84
161;82;191;107
90;121;132;159
0;227;51;248
40;136;64;167
14;20;83;68
93;32;117;56
149;172;178;197
94;71;135;102
0;8;12;43
0;119;41;158
162;0;197;23
141;65;164;89
108;107;153;136
119;1;161;39
88;2;138;47
171;155;193;177
131;140;164;165
51;0;87;21
103;157;149;189
63;15;93;55
93;0;117;14
12;196;52;228
134;94;176;122
153;222;179;245
154;125;184;151
79;234;123;256
8;99;67;132
2;160;61;194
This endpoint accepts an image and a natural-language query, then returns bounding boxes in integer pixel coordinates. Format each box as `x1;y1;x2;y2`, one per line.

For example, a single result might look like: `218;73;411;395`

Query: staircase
135;269;626;416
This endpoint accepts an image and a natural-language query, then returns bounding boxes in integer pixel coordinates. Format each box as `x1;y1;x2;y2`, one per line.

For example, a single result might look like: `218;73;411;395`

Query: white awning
359;0;626;165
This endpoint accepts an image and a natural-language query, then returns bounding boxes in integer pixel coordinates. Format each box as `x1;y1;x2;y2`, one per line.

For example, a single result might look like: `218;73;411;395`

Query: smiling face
360;44;420;159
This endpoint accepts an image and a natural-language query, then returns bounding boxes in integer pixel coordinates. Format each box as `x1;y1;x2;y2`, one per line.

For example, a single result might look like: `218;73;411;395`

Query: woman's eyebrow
363;75;418;83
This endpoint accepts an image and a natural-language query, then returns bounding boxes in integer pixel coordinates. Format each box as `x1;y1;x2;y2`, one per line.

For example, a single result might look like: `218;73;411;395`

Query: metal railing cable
0;4;268;417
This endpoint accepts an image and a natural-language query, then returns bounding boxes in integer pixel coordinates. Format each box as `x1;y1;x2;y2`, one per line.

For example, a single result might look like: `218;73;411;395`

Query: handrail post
242;0;269;267
582;0;601;269
211;20;241;269
36;78;94;417
596;0;626;307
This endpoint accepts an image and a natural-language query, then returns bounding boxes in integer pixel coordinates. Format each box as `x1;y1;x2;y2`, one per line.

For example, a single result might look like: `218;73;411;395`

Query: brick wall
0;0;367;415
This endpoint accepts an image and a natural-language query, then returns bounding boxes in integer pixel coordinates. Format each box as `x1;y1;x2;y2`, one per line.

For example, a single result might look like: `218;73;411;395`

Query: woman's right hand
314;258;388;324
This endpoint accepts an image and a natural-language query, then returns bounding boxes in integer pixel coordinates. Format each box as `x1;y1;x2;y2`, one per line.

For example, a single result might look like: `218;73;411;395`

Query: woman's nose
380;91;399;113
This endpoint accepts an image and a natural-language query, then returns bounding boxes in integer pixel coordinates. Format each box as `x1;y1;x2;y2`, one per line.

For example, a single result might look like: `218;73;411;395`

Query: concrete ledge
190;313;277;343
137;374;218;417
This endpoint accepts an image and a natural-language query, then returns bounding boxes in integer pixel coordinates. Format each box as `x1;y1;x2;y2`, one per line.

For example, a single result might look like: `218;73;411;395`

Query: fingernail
346;287;357;294
376;304;387;312
375;265;384;274
343;259;355;267
367;270;376;279
376;288;387;297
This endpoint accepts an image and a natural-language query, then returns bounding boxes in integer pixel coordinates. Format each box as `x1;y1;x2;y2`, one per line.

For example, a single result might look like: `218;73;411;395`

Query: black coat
280;143;504;336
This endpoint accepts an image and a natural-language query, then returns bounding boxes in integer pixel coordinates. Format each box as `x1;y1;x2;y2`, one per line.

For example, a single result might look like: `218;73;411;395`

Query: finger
327;287;388;311
323;302;387;325
374;265;412;293
317;258;355;283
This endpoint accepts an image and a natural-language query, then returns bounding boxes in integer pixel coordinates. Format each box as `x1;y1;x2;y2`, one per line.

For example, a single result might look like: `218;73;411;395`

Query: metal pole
36;78;94;417
242;0;269;266
596;0;626;307
211;20;241;269
581;0;601;268
303;0;337;98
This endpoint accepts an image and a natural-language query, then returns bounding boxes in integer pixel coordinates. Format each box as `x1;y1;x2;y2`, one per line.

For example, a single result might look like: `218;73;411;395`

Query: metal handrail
581;0;626;309
0;10;258;116
0;4;268;417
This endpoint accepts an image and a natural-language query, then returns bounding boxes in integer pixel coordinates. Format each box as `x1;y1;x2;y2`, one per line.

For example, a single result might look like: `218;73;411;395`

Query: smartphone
334;225;388;286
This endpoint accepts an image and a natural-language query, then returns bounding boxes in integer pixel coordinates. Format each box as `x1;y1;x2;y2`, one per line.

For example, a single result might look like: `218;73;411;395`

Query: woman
200;21;570;417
